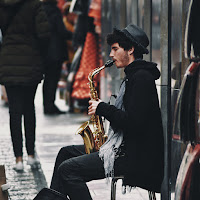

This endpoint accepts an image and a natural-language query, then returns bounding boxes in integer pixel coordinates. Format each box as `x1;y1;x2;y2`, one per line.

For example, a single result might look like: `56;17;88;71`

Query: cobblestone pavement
0;84;161;200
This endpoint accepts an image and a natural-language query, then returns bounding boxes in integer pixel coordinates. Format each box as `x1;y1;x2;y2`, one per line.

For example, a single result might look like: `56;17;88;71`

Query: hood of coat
124;60;161;80
0;0;24;6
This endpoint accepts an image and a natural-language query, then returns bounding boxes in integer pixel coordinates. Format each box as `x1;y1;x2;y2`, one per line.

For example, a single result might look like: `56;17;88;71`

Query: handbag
33;188;69;200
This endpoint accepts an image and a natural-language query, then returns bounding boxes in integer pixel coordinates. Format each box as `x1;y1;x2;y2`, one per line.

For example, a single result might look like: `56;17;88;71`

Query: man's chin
116;64;124;69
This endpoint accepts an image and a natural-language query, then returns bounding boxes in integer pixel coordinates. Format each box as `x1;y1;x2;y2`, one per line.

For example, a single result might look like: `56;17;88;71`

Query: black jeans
5;85;38;157
50;145;126;200
43;61;62;110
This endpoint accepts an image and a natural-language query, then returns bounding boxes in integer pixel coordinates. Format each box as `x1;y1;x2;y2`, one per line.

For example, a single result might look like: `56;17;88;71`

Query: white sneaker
27;157;39;168
13;161;24;171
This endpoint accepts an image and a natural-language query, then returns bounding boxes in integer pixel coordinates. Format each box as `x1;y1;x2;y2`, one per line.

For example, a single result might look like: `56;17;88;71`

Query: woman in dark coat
0;0;50;171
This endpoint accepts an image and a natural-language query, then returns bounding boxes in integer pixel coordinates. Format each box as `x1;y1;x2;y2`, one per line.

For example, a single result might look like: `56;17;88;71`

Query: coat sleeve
125;78;158;134
96;73;158;136
34;1;50;39
51;7;72;40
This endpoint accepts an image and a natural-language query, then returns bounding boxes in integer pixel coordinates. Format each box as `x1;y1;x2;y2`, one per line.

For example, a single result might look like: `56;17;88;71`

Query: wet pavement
0;84;161;200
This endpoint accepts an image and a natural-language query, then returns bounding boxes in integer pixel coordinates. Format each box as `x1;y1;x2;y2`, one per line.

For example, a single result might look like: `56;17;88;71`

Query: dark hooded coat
96;60;164;192
42;1;72;63
0;0;50;86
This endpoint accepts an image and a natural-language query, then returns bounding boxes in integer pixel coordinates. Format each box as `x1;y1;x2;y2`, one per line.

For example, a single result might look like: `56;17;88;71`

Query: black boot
44;105;66;115
33;188;69;200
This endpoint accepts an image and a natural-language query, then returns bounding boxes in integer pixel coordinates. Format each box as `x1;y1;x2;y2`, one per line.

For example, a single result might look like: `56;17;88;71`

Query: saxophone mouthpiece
105;60;114;68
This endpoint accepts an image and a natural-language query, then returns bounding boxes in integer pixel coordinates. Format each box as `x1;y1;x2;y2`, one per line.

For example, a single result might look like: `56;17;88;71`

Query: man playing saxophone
34;24;164;200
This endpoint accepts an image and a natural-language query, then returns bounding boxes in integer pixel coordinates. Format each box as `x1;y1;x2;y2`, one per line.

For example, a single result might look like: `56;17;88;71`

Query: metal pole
160;0;172;199
143;0;152;62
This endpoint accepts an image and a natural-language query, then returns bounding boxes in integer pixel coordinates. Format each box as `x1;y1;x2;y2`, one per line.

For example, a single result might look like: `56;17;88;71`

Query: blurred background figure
66;0;103;113
42;0;72;115
57;1;77;107
64;0;90;113
0;0;50;171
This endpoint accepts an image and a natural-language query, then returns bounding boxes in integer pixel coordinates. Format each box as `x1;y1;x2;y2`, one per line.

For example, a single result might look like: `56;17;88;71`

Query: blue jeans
5;85;38;157
50;145;127;200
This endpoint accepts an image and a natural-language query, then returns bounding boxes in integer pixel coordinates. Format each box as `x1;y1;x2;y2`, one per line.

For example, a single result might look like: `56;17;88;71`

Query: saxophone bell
75;121;96;154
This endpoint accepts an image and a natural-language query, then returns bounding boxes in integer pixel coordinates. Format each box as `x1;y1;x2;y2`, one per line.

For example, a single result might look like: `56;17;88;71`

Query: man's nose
109;51;113;57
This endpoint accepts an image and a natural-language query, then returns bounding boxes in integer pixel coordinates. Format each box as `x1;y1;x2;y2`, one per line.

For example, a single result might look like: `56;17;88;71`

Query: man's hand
88;99;102;115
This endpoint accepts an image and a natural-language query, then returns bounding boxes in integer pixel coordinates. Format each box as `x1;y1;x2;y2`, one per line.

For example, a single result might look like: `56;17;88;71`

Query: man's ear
128;47;134;55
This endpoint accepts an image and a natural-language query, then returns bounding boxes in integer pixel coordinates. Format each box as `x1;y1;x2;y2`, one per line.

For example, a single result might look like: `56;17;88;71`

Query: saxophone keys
91;116;95;122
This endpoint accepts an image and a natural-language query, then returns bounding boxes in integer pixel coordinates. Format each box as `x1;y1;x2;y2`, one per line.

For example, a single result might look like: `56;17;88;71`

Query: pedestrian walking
42;0;72;115
34;23;164;200
0;0;50;171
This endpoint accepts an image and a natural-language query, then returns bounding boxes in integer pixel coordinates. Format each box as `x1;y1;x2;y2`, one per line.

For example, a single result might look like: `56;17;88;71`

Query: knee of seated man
57;145;75;160
58;157;80;181
58;146;70;156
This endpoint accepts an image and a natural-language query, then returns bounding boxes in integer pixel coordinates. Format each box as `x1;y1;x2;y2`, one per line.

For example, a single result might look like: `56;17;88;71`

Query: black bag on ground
33;188;68;200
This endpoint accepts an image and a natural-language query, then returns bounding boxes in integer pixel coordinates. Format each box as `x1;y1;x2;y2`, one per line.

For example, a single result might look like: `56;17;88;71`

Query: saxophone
75;60;114;154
